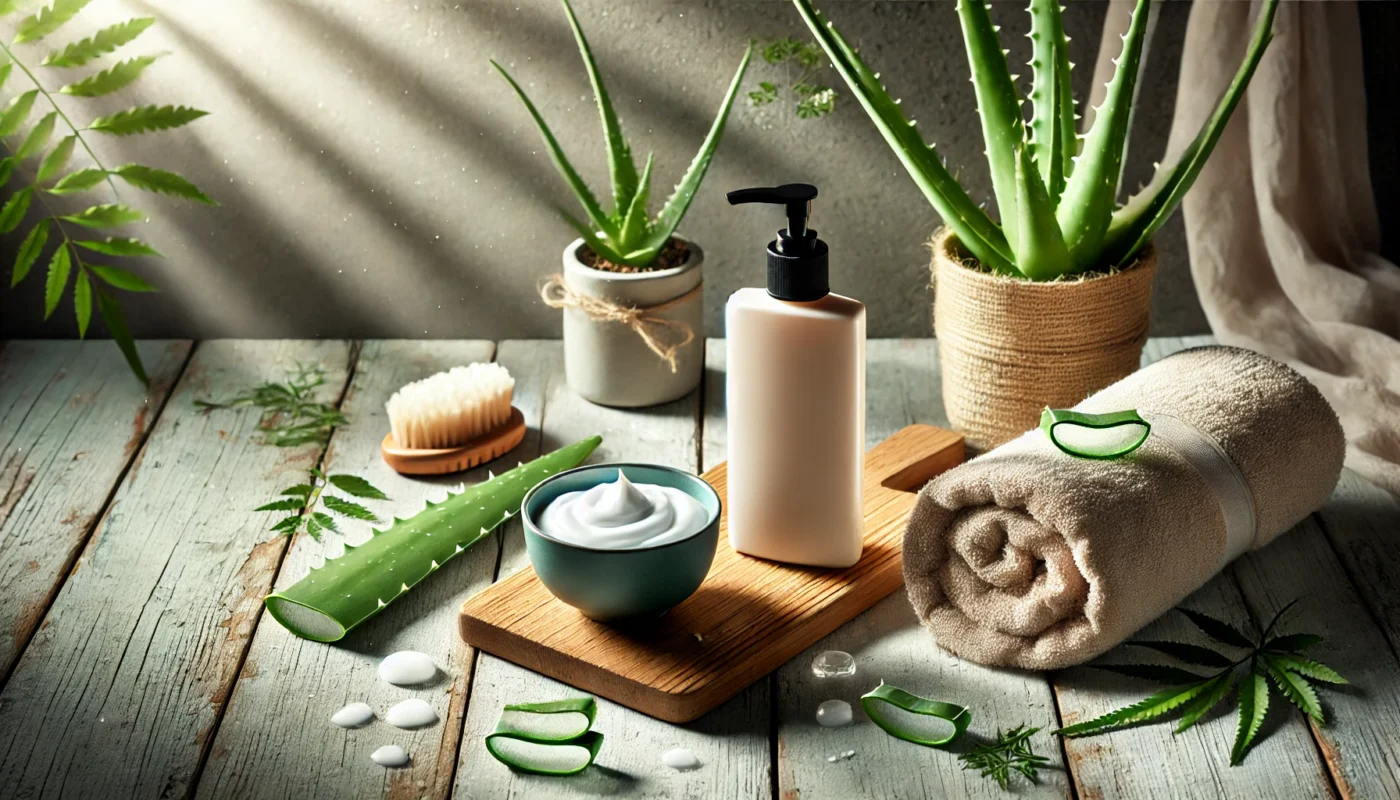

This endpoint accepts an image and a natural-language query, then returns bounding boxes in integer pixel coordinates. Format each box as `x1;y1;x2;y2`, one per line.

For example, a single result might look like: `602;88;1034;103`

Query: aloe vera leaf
560;208;625;264
264;436;602;642
559;0;637;214
642;44;752;257
491;60;617;240
1054;0;1150;271
1012;144;1071;279
956;0;1026;250
861;683;971;747
615;152;654;259
792;0;1016;274
1026;0;1073;200
1102;0;1279;266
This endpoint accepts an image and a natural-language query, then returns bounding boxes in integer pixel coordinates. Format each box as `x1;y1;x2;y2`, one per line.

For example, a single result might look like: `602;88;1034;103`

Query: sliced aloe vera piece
1040;408;1151;459
495;697;597;743
265;436;603;642
486;731;605;776
861;683;971;747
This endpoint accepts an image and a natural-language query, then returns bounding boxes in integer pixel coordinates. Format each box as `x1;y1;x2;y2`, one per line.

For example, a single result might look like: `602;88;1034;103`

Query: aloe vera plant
265;435;602;642
492;0;752;269
792;0;1279;280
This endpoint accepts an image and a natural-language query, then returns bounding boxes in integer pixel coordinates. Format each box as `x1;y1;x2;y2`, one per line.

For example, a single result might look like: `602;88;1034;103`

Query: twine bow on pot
539;274;699;373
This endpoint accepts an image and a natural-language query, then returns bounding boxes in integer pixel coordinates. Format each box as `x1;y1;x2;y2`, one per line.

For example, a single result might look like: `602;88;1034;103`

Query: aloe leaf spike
792;0;1016;274
616;152;654;254
491;59;618;240
1054;0;1150;271
639;43;753;261
265;436;602;642
559;0;637;215
956;0;1026;250
1012;144;1071;280
1026;0;1073;199
1101;0;1279;266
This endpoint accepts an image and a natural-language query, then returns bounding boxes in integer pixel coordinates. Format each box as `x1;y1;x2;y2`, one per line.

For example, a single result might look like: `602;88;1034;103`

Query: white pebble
661;747;701;771
816;699;853;728
371;745;410;767
386;698;439;729
330;702;373;728
378;651;437;685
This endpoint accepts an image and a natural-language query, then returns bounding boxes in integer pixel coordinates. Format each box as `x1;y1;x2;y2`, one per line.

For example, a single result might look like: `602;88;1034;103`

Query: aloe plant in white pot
493;0;751;408
794;0;1279;447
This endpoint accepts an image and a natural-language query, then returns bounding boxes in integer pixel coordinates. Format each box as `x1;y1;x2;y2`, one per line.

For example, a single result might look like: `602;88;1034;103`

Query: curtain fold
1096;0;1400;495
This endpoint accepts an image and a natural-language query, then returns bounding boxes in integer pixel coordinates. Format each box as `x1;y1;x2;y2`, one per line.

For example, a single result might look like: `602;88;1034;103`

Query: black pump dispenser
727;183;829;301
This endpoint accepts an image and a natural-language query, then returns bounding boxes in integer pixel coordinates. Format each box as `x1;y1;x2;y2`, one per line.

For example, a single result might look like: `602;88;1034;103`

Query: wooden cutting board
458;424;964;723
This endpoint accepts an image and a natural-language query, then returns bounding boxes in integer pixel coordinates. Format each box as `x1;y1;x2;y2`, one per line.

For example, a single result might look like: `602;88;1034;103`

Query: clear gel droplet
816;699;853;727
811;650;856;679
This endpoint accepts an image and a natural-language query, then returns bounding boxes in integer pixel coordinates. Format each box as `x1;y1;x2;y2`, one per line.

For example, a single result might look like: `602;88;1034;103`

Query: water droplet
816;699;853;728
811;650;856;679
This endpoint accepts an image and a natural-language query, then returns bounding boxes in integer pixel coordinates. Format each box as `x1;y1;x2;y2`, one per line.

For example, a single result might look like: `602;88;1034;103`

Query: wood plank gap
1310;507;1399;661
186;340;364;796
0;339;197;693
439;340;507;800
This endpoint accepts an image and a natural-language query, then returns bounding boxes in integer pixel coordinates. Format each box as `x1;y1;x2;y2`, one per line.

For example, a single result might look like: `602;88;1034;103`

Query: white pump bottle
724;184;866;568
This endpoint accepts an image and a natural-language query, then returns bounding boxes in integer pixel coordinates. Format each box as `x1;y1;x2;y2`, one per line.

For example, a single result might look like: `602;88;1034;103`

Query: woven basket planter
930;228;1156;449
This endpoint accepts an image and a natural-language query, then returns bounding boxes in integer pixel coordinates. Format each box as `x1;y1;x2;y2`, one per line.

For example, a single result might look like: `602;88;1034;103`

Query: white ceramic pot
561;236;704;407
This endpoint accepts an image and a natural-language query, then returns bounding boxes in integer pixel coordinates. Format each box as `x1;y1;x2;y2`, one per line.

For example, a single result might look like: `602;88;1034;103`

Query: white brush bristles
386;363;514;449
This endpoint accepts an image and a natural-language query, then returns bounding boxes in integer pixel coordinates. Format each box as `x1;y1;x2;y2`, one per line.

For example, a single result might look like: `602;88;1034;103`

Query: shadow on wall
0;0;1222;341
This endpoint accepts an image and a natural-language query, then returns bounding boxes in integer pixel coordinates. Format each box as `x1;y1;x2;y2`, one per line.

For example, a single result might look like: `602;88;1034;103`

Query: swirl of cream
538;470;708;549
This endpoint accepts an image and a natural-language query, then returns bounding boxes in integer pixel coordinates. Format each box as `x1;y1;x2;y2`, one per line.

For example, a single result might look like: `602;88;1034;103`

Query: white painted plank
0;340;351;799
455;340;769;800
0;340;191;679
1056;576;1334;799
1232;513;1400;799
756;339;1069;799
196;340;502;800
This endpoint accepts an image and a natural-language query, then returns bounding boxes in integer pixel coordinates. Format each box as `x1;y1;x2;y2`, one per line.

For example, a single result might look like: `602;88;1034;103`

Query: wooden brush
380;363;526;475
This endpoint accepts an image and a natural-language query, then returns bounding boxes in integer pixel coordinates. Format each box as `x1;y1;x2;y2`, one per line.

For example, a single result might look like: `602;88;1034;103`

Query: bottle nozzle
726;184;818;252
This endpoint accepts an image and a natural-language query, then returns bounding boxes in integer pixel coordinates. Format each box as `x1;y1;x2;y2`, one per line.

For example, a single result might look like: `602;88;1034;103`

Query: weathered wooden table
0;336;1395;799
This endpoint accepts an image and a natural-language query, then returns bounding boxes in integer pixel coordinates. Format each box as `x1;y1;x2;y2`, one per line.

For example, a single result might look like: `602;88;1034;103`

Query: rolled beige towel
903;346;1345;670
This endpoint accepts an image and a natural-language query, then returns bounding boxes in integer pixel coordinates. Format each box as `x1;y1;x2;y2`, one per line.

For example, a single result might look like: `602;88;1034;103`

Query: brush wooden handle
380;407;526;476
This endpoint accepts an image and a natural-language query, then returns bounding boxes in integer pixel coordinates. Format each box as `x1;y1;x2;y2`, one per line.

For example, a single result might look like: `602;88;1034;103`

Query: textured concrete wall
1;0;1222;339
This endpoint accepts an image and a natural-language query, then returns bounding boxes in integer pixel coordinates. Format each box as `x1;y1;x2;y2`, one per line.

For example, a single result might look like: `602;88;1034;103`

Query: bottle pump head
727;183;829;301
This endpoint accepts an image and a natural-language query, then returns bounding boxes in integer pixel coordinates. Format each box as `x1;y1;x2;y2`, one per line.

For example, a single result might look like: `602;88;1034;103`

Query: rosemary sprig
1058;600;1348;765
958;725;1049;789
197;364;388;541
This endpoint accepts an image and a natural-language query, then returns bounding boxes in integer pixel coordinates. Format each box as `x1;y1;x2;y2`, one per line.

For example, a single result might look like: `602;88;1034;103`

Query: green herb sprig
196;364;389;541
1;0;215;385
194;363;347;447
958;725;1049;790
1058;601;1347;765
748;37;837;119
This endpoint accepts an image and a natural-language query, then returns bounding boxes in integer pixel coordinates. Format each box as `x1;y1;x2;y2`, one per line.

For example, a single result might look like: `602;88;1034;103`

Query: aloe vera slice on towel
861;683;971;747
1040;408;1151;459
486;698;603;775
265;436;602;642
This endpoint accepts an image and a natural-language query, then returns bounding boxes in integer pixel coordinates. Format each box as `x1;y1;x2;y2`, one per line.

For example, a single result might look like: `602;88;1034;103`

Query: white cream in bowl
537;470;707;549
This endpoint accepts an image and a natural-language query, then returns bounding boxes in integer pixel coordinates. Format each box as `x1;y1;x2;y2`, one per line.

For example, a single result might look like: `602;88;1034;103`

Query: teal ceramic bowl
522;463;721;622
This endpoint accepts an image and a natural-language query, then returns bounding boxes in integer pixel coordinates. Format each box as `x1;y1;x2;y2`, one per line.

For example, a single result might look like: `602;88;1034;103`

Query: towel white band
1142;412;1257;564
